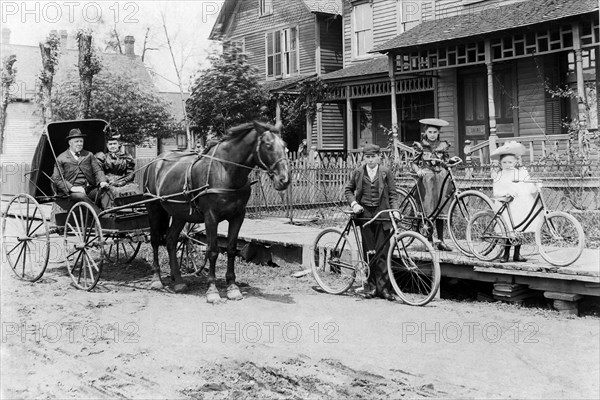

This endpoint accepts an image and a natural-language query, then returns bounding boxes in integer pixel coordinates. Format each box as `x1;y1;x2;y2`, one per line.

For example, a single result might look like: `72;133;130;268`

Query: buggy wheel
2;194;50;282
177;223;207;274
311;228;356;294
467;210;508;261
64;202;104;291
536;211;584;267
387;231;440;306
448;190;494;256
105;239;142;264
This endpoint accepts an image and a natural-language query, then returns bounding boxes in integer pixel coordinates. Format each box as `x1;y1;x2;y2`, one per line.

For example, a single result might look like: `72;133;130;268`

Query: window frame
352;2;373;59
259;0;273;17
265;27;299;80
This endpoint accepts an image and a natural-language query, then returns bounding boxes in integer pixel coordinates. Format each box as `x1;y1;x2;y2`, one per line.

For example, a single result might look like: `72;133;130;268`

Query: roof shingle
373;0;599;53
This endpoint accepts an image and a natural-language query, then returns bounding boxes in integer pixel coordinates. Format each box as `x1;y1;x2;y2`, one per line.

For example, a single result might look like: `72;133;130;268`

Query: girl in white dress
491;141;539;262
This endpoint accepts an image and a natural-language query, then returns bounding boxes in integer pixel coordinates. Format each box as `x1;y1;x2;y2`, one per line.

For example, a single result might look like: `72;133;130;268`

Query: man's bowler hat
66;128;86;140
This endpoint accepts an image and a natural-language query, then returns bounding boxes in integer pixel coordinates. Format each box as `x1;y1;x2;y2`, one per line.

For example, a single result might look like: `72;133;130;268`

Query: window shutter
266;32;274;77
544;58;564;135
291;27;298;74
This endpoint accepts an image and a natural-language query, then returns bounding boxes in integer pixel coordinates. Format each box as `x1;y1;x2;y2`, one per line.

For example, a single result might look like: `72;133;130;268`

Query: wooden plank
473;266;600;283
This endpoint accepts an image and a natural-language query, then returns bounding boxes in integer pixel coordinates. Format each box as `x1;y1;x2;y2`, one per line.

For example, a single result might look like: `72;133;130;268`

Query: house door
458;70;489;157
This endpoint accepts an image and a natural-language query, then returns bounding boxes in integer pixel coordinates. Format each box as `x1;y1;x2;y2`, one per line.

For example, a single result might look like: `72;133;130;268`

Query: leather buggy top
29;119;109;199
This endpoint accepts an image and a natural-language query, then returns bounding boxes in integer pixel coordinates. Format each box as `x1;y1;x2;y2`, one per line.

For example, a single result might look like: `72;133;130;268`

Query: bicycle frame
400;165;458;222
492;189;548;233
335;213;399;278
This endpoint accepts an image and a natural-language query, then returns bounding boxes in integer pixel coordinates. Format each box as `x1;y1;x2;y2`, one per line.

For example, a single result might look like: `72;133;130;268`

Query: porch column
306;94;313;151
572;24;588;136
275;96;282;125
316;103;323;148
346;86;353;150
388;55;399;135
485;39;498;153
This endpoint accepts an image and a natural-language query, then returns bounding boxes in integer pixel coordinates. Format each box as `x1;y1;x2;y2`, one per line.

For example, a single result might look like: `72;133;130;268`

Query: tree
76;29;101;119
0;54;17;153
187;46;269;136
37;32;61;124
52;69;178;145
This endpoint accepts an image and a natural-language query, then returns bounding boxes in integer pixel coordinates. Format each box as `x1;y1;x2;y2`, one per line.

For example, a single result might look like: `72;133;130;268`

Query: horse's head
253;121;290;191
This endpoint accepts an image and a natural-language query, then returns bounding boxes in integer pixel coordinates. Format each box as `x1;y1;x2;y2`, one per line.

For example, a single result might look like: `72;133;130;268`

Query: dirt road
2;246;599;399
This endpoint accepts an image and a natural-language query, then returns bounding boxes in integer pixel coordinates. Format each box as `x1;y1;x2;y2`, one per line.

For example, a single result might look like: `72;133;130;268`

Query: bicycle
311;209;441;306
466;180;585;267
396;156;495;255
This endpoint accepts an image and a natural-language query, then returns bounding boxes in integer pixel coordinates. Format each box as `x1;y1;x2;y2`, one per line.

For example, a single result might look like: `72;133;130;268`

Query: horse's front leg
167;218;188;293
225;214;245;301
204;216;222;303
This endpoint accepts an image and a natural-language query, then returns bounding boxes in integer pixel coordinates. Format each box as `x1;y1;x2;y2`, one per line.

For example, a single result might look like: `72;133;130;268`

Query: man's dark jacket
51;149;107;194
344;165;399;212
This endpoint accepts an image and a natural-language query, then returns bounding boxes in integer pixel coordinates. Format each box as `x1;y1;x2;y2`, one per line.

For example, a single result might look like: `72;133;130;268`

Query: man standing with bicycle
344;144;399;301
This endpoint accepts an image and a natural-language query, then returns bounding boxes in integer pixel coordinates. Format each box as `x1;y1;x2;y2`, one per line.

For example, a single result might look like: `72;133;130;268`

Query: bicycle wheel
311;228;356;294
536;211;584;267
387;231;440;306
396;188;419;232
2;193;50;282
467;210;508;262
448;190;494;256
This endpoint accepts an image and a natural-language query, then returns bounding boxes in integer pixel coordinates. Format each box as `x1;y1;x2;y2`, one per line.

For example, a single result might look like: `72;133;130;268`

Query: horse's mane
202;121;280;155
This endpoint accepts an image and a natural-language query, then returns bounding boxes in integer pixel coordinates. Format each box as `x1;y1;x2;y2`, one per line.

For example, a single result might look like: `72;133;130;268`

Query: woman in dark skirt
411;118;453;251
95;129;141;209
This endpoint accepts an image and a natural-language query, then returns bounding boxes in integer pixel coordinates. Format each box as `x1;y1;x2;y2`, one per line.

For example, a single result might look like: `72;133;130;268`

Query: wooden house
316;0;598;162
209;0;344;147
1;30;164;160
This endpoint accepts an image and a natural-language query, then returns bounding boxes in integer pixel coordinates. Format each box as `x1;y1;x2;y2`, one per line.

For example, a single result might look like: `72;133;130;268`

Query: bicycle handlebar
361;209;401;226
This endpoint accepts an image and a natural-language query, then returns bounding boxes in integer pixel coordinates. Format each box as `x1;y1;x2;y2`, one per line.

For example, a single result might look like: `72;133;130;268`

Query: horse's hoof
173;283;188;293
227;284;243;301
150;281;164;290
206;287;221;303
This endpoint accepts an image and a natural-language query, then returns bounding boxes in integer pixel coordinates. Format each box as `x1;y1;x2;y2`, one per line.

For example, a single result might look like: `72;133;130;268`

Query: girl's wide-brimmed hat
419;118;449;128
490;141;527;159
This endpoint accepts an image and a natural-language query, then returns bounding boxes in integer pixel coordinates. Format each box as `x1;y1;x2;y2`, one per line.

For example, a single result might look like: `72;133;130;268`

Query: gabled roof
209;0;342;40
320;57;388;82
374;0;599;53
1;43;155;101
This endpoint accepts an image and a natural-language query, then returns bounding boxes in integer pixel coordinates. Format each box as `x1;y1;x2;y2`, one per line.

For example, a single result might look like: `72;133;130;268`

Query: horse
143;120;290;302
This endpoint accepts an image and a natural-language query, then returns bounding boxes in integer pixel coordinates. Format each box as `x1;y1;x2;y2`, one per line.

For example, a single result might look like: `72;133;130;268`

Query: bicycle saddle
492;195;514;203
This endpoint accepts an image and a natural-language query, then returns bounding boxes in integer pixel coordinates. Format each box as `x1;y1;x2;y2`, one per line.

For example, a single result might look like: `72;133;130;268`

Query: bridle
254;130;288;178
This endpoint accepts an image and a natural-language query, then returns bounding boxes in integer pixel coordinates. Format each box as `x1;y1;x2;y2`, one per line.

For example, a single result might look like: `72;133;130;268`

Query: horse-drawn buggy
2;118;290;301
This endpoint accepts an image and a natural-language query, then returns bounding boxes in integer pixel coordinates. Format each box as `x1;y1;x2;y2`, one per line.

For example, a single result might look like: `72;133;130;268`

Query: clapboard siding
2;102;43;159
225;0;317;81
517;58;546;136
298;21;317;75
319;17;343;74
437;70;458;151
321;103;345;149
373;0;398;47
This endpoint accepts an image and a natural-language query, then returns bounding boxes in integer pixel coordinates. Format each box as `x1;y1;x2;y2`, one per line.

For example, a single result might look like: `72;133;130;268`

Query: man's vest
361;169;380;207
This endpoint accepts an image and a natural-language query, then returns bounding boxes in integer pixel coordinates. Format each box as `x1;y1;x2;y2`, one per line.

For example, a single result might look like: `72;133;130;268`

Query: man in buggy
51;128;109;212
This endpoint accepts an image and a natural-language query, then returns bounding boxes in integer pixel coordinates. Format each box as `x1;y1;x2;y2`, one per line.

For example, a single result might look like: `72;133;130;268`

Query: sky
1;0;225;91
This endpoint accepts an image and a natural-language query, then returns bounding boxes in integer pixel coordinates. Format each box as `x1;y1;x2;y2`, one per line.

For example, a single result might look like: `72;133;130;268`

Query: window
493;67;514;124
260;0;273;16
399;0;424;33
357;103;373;147
266;28;298;78
353;3;372;57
